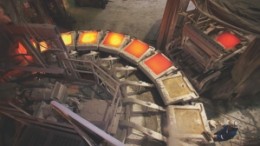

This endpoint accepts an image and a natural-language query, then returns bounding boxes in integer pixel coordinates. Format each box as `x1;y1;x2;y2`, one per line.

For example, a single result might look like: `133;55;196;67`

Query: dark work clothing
214;125;238;141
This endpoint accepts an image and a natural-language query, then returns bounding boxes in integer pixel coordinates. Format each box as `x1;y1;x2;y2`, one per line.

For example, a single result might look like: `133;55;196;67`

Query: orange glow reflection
61;33;73;46
78;31;98;44
31;39;37;48
39;41;48;52
31;39;48;52
144;53;173;75
17;42;33;62
124;39;149;58
102;32;124;48
17;42;28;54
216;32;240;50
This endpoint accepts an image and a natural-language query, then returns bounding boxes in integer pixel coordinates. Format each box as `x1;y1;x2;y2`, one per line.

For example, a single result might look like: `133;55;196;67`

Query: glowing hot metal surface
17;42;33;62
102;32;124;48
216;32;240;50
61;33;73;46
78;31;98;45
39;41;48;52
31;39;37;48
124;39;149;58
31;40;48;52
144;53;173;75
17;42;27;54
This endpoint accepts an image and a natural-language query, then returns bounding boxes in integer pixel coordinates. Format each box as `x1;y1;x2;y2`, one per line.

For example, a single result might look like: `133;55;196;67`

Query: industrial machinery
1;1;259;146
0;24;212;146
167;10;256;91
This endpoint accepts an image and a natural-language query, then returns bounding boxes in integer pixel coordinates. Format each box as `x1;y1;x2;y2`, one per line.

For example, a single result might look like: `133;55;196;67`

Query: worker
204;120;239;141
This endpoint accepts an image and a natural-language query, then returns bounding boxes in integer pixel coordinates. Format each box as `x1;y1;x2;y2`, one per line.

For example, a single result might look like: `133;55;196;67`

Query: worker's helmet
229;120;238;128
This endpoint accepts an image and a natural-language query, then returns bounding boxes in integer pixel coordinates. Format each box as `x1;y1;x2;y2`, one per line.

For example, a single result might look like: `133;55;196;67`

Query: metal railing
67;58;123;132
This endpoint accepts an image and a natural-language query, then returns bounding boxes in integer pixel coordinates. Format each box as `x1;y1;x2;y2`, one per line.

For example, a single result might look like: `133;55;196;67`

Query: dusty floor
64;0;167;44
201;97;260;146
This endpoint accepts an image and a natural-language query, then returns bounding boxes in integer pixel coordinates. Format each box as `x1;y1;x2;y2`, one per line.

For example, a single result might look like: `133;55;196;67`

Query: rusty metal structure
1;0;258;146
0;22;213;146
158;0;256;91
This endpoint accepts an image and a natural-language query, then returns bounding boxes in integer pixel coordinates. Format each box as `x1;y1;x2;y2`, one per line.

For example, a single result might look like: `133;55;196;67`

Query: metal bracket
81;51;99;61
98;55;119;69
120;120;167;142
113;66;137;79
121;80;154;96
121;80;154;88
122;98;165;112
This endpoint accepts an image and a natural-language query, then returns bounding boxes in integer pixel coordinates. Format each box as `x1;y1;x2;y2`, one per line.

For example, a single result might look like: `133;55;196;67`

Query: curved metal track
58;30;211;146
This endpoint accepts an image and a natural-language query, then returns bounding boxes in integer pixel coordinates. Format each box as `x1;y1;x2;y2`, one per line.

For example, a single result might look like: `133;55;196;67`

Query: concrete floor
201;97;260;146
64;0;167;44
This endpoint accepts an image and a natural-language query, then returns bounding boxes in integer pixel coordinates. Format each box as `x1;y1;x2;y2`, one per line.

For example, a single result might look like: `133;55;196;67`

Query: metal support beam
4;24;59;40
113;66;137;79
98;56;119;69
121;80;154;88
120;120;167;142
12;66;64;74
81;51;99;61
157;0;190;51
121;80;154;95
122;98;165;112
22;37;47;68
51;101;125;146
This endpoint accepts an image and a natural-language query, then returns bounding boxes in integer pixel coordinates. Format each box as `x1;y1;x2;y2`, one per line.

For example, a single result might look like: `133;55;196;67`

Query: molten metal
102;32;124;48
17;42;33;62
144;53;173;75
39;41;48;52
123;39;149;58
216;32;240;50
78;31;98;45
61;33;73;46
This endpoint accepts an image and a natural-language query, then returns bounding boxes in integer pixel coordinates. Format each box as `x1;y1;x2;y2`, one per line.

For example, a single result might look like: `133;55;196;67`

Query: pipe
51;101;125;146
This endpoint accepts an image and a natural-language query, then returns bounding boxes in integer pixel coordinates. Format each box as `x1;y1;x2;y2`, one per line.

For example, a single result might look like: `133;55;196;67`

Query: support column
156;0;190;52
